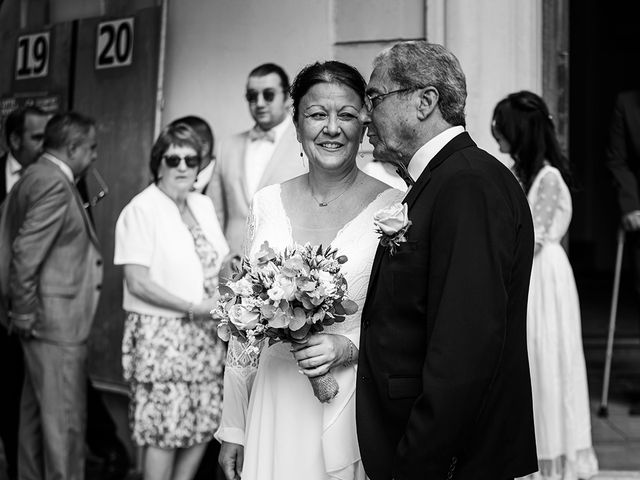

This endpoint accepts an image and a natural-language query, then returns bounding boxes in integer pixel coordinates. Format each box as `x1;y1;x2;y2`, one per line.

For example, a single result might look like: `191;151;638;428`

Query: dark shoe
630;401;640;415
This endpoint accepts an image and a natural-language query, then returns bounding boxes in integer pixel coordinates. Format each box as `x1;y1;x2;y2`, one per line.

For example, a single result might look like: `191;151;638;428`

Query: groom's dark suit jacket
357;132;537;480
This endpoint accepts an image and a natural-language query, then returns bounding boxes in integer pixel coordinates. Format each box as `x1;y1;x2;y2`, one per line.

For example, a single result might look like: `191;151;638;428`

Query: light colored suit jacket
207;120;307;254
0;156;103;344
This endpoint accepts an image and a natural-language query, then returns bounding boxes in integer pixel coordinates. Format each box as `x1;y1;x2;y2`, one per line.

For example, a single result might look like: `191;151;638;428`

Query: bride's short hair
290;61;366;123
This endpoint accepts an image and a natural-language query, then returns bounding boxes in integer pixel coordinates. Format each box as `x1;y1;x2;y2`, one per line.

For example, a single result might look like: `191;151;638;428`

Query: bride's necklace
308;173;358;207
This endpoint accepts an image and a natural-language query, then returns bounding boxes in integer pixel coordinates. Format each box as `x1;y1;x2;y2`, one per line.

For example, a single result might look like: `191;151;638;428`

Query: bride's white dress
216;184;402;480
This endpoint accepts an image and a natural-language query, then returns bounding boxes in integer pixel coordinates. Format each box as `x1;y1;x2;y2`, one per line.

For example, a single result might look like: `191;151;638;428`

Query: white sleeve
215;336;265;444
215;198;263;444
114;199;154;266
531;170;562;246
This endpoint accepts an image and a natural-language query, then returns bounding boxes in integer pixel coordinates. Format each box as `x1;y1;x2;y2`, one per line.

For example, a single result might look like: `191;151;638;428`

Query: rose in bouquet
215;241;358;403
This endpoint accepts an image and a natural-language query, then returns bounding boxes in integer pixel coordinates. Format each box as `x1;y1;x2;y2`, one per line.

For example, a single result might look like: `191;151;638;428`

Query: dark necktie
395;164;415;187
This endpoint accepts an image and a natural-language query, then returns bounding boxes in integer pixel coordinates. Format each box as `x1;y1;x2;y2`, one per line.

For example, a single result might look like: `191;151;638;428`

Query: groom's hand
219;441;244;480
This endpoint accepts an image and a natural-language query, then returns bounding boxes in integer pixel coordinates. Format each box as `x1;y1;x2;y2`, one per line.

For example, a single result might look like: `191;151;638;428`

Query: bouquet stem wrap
309;371;339;403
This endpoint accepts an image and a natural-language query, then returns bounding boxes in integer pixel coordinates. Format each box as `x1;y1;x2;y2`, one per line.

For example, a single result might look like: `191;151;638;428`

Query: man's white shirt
407;125;465;182
5;152;22;193
244;116;293;197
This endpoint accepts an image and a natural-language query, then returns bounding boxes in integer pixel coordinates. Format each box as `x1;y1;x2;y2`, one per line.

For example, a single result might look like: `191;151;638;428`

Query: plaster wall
161;0;332;144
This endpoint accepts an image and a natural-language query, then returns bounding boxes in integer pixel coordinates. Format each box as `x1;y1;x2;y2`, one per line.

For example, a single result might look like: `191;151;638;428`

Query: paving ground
580;270;640;478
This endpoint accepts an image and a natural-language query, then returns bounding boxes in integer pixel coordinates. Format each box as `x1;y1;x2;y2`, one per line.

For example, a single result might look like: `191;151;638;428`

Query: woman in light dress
492;91;599;480
114;123;229;480
216;61;403;480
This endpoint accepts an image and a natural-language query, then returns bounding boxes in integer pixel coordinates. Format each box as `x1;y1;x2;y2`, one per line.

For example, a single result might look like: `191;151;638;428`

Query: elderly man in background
0;105;49;480
207;62;307;255
356;41;537;480
0;112;102;480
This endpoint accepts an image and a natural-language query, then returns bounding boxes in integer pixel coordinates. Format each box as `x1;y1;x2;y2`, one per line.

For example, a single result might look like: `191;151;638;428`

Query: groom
356;41;538;480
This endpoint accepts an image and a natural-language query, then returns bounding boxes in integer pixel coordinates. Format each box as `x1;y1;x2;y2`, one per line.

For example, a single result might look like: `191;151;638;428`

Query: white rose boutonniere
374;202;412;255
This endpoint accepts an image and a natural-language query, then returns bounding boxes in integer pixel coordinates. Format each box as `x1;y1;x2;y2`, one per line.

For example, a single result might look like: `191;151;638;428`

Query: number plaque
96;18;134;69
15;32;50;80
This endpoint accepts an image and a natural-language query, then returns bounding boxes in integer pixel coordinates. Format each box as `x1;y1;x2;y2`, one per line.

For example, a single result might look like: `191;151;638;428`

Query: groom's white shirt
407;125;465;182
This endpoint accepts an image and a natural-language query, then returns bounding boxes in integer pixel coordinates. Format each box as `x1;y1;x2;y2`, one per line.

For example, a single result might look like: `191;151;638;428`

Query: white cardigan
114;184;229;317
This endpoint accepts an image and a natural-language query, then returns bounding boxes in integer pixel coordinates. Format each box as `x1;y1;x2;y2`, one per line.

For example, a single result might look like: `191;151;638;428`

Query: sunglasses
163;154;201;168
245;89;280;104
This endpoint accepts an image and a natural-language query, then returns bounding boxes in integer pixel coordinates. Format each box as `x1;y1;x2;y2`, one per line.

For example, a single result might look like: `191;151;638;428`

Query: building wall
429;0;542;163
1;0;542;158
162;0;332;143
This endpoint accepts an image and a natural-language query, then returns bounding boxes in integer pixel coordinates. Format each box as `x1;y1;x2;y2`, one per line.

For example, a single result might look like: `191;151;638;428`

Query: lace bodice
527;165;572;246
217;183;403;445
248;184;401;335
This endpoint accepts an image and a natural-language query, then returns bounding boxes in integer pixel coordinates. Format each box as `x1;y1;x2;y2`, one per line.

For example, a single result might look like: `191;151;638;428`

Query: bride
216;60;403;480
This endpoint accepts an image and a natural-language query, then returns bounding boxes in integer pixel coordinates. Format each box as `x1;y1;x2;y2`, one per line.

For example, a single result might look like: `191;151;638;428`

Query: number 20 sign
15;32;50;80
96;18;134;70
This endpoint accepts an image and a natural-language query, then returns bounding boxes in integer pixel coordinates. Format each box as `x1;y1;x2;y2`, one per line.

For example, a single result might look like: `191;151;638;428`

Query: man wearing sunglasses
207;62;307;256
0;112;103;480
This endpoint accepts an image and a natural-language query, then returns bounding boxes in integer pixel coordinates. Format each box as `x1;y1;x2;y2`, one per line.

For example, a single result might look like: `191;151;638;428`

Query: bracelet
187;303;195;322
345;340;356;366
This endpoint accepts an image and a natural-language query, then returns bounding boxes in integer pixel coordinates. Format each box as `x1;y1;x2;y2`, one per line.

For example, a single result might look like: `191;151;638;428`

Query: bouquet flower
216;241;358;403
374;202;412;255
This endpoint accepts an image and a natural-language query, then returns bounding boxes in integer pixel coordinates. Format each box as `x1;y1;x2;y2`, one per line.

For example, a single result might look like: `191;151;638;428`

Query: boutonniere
373;202;412;255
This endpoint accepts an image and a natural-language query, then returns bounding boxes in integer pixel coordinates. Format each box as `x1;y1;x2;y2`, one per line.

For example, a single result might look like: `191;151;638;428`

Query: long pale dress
216;184;402;480
520;165;598;480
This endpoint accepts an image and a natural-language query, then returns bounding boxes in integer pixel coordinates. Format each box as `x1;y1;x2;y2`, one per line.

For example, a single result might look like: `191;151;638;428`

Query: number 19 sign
15;32;50;80
96;18;134;70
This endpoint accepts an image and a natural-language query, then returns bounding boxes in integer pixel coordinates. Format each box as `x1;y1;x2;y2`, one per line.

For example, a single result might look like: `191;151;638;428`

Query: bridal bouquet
215;241;358;403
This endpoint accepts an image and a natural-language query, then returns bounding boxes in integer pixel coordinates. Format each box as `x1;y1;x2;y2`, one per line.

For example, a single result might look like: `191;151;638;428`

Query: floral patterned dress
122;223;225;448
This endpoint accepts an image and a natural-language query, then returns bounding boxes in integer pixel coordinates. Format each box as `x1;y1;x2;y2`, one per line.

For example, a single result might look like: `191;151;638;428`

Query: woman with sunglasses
114;123;230;480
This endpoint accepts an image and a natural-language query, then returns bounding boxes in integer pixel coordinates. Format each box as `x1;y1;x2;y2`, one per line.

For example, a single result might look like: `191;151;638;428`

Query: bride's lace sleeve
216;199;265;445
531;170;562;246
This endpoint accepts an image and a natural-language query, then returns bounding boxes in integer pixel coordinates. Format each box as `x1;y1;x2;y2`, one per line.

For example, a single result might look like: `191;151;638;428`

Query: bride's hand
291;333;355;377
219;441;244;480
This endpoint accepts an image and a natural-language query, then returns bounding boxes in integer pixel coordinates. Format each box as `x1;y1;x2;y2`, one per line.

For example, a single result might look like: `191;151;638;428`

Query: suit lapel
70;186;100;247
403;132;475;210
42;157;100;247
257;122;296;191
235;132;251;207
365;132;477;309
364;242;386;304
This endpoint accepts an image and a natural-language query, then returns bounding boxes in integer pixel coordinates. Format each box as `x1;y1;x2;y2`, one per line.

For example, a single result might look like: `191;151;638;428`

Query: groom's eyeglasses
364;87;424;112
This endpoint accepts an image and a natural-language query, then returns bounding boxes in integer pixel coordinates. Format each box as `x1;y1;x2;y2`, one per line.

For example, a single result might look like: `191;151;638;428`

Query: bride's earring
299;144;306;168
